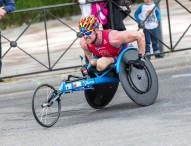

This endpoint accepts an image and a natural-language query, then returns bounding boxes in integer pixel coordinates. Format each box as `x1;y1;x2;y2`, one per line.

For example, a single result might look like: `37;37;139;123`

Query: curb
151;54;191;70
0;54;191;95
0;69;80;95
0;76;62;95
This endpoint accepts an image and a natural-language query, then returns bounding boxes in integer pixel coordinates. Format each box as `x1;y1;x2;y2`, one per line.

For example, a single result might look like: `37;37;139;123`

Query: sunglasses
81;30;93;36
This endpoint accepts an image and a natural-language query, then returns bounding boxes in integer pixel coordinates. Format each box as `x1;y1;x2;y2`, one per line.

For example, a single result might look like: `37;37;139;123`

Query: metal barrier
126;0;191;55
0;2;84;79
0;0;190;79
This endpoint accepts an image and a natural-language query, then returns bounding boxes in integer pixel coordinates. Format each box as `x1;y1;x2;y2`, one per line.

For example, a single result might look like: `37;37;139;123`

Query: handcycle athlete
32;15;158;128
79;15;146;72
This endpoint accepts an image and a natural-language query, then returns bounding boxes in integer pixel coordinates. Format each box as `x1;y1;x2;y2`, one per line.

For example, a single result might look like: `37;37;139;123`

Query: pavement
0;0;191;95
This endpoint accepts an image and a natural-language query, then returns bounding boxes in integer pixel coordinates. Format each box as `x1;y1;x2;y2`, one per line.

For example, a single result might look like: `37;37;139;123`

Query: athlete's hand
129;54;145;70
134;54;145;69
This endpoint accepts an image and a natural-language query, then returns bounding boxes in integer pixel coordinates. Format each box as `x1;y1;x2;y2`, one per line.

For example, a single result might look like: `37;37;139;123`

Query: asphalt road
0;65;191;146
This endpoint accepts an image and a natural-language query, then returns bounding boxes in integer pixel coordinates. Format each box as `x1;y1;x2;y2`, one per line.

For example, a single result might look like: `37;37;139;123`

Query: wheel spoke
32;84;61;127
41;108;46;122
45;107;48;124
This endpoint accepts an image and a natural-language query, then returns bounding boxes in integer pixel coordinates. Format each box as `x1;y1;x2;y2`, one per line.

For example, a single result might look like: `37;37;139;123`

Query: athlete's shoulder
109;30;125;48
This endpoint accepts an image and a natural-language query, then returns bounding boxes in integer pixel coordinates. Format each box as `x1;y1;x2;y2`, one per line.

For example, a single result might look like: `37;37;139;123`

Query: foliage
1;0;80;29
0;0;144;29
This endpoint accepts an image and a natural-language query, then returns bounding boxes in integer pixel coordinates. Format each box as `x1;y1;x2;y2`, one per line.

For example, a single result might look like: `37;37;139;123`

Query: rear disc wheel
119;49;158;106
85;82;119;109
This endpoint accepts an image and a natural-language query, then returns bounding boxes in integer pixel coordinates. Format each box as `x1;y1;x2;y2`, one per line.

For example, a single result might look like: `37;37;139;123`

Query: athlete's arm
109;30;145;55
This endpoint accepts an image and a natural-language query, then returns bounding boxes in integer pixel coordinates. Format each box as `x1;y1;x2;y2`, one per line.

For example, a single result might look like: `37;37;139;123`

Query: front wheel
32;84;61;127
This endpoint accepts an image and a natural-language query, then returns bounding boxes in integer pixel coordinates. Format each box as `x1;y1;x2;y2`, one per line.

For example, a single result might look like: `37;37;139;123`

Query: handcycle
32;47;158;127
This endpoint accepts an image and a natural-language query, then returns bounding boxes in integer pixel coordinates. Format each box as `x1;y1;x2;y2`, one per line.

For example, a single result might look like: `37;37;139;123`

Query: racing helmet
78;15;99;32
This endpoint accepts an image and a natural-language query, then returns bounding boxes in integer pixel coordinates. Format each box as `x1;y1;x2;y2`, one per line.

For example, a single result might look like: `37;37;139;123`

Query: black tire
85;82;119;109
119;49;158;106
32;84;61;127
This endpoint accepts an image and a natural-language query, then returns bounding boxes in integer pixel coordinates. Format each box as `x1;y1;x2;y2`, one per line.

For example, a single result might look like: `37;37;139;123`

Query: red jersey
87;30;128;58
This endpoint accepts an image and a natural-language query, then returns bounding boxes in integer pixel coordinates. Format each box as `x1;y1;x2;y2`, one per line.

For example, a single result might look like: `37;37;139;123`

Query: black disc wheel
84;82;119;109
32;84;61;127
119;49;158;106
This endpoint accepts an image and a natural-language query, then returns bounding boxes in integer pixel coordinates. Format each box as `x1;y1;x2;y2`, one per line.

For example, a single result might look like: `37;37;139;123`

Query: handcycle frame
59;47;135;93
32;47;158;127
48;47;133;102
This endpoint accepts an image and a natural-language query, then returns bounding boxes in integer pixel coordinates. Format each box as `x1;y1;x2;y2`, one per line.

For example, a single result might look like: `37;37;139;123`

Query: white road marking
172;73;191;78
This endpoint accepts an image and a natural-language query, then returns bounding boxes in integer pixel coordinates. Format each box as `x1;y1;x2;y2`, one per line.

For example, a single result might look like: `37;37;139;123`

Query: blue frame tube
59;76;119;92
59;47;137;93
116;47;137;73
